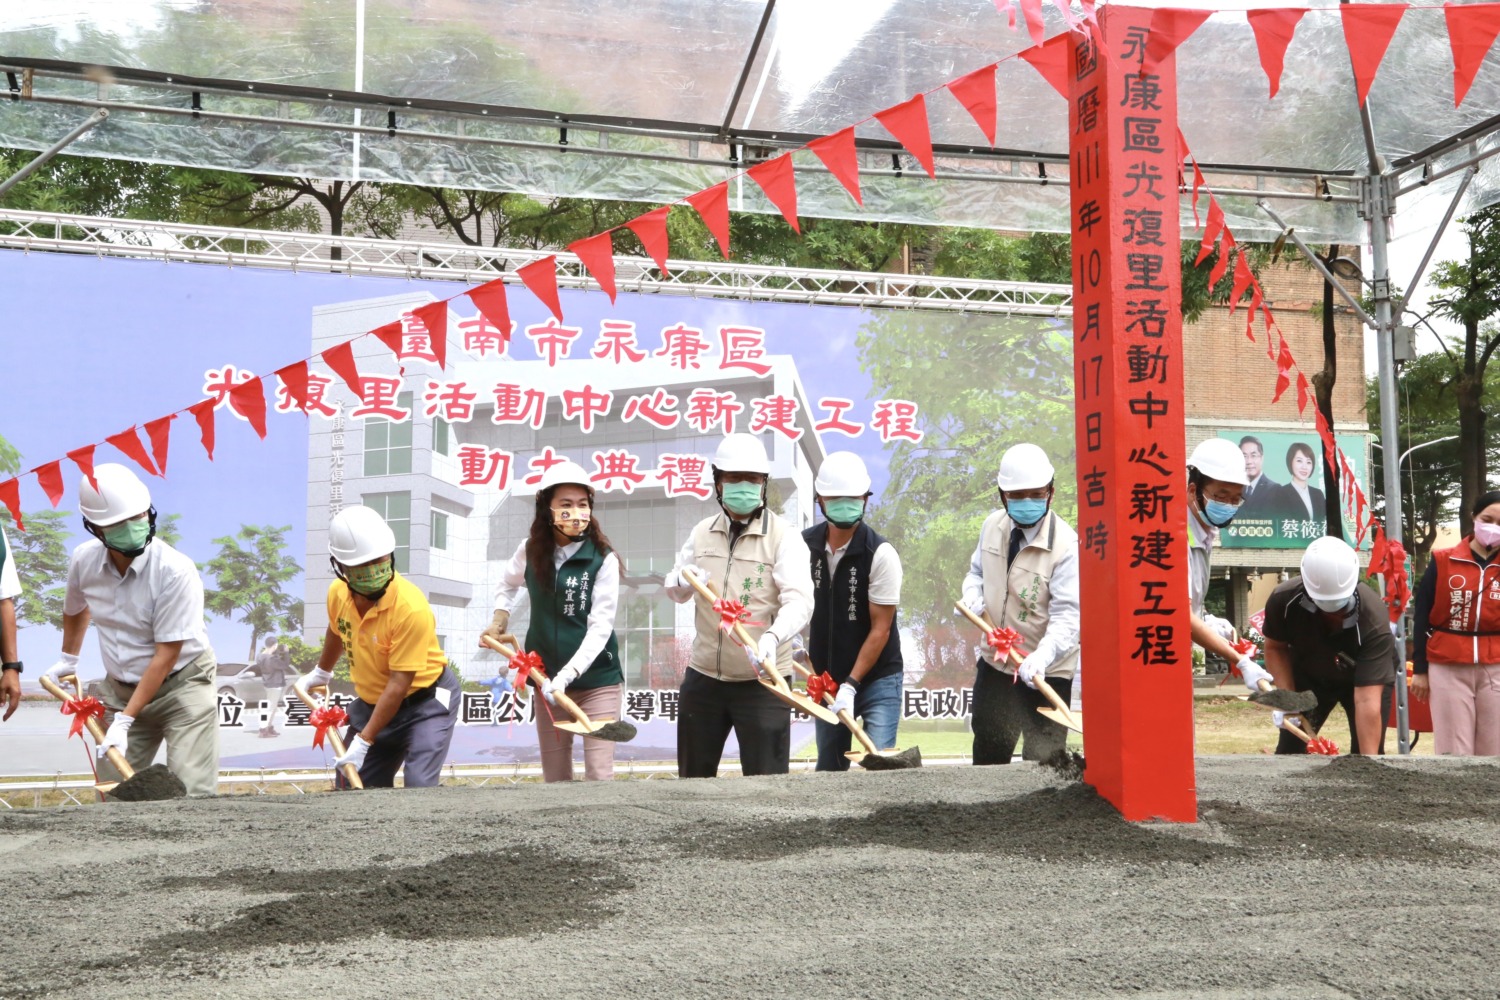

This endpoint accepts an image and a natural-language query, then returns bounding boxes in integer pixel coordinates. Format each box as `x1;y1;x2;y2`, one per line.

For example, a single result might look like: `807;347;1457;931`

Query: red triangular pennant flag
1445;2;1500;107
105;427;159;478
518;255;564;322
1271;335;1295;404
188;399;216;461
1143;8;1212;75
1209;228;1236;291
1020;33;1071;99
412;301;449;371
1246;8;1308;99
747;154;801;234
807;128;863;206
1228;253;1254;314
1019;0;1045;45
686;182;732;259
0;479;22;532
466;279;513;344
1246;286;1264;343
1369;525;1389;573
277;361;313;415
144;415;173;476
321;341;364;400
947;63;999;146
999;0;1017;32
625;206;672;276
568;231;618;304
229;377;268;439
67;445;97;492
371;320;404;358
33;462;64;507
1295;370;1311;415
874;94;936;179
1197;197;1225;265
1341;3;1409;106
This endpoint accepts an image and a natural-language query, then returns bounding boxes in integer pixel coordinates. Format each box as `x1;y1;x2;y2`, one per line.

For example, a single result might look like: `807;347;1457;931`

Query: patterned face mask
553;506;592;538
345;559;393;597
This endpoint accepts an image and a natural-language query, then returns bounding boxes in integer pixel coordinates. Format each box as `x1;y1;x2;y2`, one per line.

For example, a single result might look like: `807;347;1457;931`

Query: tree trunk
1456;369;1485;522
326;181;345;262
1313;245;1344;540
247;631;260;665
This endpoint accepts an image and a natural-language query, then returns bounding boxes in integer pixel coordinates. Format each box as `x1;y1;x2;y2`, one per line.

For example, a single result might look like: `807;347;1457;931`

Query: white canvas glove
960;594;987;616
96;712;134;759
540;677;562;706
1203;614;1237;643
334;734;371;770
1238;658;1273;692
756;632;780;671
43;653;80;684
670;564;710;590
298;667;334;695
1271;711;1304;732
831;683;857;717
1016;653;1047;690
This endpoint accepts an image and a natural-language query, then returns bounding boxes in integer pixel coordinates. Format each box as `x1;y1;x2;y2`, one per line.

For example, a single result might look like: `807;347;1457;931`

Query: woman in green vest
483;460;624;781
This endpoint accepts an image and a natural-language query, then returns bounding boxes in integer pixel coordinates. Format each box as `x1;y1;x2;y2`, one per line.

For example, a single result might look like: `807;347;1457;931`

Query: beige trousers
97;650;220;796
534;683;621;782
1428;662;1500;756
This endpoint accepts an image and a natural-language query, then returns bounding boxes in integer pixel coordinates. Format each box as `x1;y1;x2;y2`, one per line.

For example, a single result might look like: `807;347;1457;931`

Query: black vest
804;521;903;685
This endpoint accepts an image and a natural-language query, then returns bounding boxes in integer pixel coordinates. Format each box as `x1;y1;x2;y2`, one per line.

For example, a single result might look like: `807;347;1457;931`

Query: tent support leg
0;109;108;200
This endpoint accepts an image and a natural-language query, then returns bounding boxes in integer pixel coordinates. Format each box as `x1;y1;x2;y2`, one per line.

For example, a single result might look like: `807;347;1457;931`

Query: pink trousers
534;683;621;782
1428;663;1500;756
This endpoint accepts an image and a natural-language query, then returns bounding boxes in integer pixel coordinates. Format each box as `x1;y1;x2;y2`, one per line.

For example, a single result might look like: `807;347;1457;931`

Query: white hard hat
1187;438;1250;486
328;506;397;566
712;433;771;475
815;451;871;496
78;463;152;527
996;443;1054;492
1301;536;1361;603
537;460;592;494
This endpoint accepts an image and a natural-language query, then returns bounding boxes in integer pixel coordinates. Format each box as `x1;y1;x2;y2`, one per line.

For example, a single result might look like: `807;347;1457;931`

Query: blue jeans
814;671;903;771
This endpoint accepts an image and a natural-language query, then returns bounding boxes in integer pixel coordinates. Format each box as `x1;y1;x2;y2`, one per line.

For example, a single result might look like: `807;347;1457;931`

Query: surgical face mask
1202;498;1243;527
101;517;152;555
1313;595;1354;614
720;482;764;516
345;559;394;598
823;498;865;528
1005;498;1049;527
1475;520;1500;549
552;505;591;539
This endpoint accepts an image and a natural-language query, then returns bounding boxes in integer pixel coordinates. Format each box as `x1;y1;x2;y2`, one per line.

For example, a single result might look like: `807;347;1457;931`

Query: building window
433;417;450;457
364;392;414;476
432;510;449;551
361;491;411;572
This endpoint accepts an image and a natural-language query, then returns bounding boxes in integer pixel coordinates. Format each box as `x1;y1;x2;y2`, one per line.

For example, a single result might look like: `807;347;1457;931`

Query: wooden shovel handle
955;601;1080;730
954;602;994;636
785;657;880;756
683;570;790;692
480;634;594;729
289;679;364;790
1279;717;1313;742
38;673;134;778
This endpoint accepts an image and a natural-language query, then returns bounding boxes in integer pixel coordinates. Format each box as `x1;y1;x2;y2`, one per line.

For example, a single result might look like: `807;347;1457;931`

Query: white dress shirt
63;539;209;683
825;538;903;606
493;539;620;681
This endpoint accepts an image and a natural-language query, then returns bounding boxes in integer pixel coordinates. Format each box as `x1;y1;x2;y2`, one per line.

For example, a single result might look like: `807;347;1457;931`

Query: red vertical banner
1069;7;1195;822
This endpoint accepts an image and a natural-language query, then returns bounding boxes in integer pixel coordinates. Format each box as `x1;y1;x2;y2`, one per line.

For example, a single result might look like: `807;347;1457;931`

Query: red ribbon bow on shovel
986;626;1023;658
805;671;839;704
1226;638;1260;679
59;696;105;739
310;704;348;750
509;650;547;689
1306;736;1340;756
711;597;763;634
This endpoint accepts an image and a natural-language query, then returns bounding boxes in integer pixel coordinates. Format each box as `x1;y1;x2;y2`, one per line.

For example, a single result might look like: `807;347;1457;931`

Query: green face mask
823;498;865;528
101;518;152;554
721;482;764;516
346;559;394;597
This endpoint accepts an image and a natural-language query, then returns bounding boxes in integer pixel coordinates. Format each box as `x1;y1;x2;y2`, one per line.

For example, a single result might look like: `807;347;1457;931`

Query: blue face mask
1006;498;1049;527
1203;499;1242;527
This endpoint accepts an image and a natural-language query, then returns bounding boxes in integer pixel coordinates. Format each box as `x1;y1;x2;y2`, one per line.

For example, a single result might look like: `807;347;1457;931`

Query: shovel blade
1038;707;1083;733
553;720;593;735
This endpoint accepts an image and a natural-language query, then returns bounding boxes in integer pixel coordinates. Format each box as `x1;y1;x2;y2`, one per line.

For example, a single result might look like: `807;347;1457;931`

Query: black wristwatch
2;662;21;674
845;676;861;690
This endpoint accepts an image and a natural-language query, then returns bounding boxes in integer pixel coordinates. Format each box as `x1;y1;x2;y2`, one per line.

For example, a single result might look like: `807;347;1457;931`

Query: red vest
1426;540;1500;665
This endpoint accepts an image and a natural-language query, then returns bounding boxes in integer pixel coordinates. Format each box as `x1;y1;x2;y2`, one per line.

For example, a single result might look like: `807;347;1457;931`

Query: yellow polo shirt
327;574;447;703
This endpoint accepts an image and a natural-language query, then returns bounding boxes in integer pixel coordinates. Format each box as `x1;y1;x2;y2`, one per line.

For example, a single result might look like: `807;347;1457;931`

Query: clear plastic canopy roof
3;0;1500;242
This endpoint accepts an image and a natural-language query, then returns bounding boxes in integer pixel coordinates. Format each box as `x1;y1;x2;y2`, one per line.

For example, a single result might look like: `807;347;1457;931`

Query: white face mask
1313;595;1353;614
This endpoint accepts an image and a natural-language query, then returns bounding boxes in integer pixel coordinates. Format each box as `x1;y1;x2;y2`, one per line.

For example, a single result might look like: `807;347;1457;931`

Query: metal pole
0;108;108;199
1256;201;1376;329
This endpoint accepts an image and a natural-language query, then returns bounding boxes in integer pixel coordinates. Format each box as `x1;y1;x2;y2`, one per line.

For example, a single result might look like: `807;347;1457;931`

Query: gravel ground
2;756;1497;1000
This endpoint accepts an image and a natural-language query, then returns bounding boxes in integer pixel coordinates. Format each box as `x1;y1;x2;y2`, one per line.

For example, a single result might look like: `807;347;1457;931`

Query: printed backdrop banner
0;248;1083;774
1210;429;1370;549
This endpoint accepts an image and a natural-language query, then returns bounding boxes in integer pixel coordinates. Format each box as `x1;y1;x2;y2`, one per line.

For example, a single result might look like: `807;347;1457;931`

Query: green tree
1429;204;1500;517
0;510;71;630
202;525;302;662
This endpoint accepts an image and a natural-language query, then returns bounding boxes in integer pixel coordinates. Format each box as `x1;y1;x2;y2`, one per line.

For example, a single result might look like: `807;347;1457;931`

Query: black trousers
677;668;791;778
1274;681;1393;756
971;658;1072;765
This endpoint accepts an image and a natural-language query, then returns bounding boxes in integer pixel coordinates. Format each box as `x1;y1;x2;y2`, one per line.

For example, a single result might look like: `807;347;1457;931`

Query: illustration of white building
303;290;829;685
